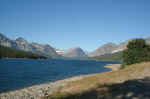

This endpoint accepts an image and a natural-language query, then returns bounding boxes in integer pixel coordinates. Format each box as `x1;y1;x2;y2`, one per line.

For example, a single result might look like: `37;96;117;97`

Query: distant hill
62;47;88;58
93;51;123;62
0;45;47;59
0;33;59;58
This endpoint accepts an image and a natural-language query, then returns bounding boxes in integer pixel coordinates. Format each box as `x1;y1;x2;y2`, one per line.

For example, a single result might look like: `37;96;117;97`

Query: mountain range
0;33;150;59
0;33;59;58
0;33;87;58
88;37;150;57
0;45;47;59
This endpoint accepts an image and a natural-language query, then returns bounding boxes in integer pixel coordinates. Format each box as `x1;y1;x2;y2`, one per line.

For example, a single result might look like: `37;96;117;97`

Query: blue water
0;59;120;93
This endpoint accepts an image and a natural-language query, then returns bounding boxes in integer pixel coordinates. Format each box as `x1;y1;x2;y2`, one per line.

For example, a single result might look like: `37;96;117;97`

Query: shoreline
0;75;87;99
44;62;150;99
0;64;120;99
104;64;121;71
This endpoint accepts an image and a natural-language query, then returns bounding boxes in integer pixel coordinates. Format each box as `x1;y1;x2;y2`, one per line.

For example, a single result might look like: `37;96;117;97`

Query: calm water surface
0;59;120;92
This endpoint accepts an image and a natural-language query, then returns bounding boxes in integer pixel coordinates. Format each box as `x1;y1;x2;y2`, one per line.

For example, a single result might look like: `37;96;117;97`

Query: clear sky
0;0;150;51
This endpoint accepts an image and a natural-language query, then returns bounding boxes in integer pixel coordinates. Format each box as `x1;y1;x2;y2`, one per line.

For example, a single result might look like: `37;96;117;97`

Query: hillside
93;51;123;61
44;62;150;99
0;45;47;59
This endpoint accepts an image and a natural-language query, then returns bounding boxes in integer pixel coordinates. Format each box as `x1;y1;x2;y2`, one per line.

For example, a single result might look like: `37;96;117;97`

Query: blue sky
0;0;150;51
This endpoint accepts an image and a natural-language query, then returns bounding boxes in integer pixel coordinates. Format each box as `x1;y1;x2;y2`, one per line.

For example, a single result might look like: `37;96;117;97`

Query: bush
122;38;150;68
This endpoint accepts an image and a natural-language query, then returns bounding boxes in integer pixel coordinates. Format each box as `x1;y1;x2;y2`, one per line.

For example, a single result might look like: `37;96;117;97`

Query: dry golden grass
44;62;150;99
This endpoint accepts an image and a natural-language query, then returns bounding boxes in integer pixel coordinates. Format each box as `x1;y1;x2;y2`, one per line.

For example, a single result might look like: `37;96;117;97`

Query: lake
0;59;120;93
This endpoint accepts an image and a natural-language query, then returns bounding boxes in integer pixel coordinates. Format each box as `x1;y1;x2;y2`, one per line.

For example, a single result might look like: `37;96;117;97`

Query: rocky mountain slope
88;43;118;57
0;33;59;58
89;37;150;57
0;45;47;59
62;47;88;58
0;33;18;48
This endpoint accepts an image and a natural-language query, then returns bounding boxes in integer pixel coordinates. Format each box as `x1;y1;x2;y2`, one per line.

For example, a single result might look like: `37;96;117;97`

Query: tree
122;38;150;68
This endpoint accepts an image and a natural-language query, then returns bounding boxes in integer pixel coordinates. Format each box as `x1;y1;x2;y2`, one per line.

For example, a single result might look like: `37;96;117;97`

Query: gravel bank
0;76;85;99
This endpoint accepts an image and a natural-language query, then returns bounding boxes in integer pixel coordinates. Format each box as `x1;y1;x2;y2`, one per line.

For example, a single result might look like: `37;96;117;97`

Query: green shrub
122;38;150;68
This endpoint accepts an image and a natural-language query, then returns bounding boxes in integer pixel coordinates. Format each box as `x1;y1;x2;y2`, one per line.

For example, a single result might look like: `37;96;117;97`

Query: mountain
0;45;47;59
0;33;18;48
93;38;150;62
62;47;88;58
1;32;150;59
89;38;150;57
0;33;59;58
30;43;59;57
15;37;33;51
88;43;117;57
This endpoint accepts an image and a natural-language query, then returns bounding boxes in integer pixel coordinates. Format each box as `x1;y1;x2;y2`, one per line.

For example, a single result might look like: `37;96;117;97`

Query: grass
43;62;150;99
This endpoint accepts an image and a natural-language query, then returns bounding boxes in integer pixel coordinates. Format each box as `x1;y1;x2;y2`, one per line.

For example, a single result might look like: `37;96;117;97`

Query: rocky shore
44;62;150;99
0;75;85;99
0;64;120;99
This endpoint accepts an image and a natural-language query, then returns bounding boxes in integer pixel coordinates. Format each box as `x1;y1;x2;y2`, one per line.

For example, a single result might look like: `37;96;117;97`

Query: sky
0;0;150;51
